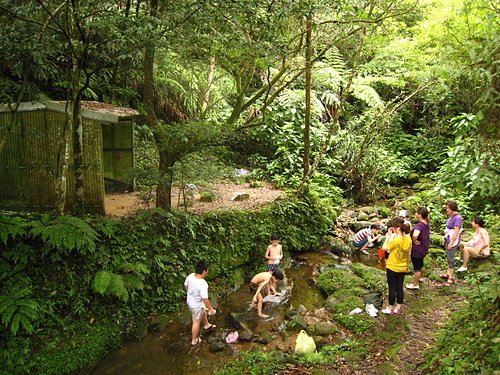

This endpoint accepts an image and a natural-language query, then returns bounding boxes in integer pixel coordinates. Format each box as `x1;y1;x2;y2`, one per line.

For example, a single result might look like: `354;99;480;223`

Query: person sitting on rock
352;224;382;255
457;217;490;272
249;270;284;318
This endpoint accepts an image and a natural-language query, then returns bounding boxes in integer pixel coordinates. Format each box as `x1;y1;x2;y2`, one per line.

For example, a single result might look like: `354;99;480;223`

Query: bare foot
258;313;269;318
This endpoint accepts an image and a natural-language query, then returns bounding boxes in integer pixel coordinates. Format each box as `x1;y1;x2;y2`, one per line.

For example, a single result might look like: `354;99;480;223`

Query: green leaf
93;271;112;294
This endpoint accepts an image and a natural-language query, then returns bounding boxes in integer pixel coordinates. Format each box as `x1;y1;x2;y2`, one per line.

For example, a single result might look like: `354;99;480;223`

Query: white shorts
189;306;205;320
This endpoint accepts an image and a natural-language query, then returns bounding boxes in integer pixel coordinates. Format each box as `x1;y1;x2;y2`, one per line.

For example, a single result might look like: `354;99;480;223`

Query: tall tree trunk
157;150;174;209
301;16;312;193
56;102;72;214
143;0;172;210
72;66;85;215
201;56;216;114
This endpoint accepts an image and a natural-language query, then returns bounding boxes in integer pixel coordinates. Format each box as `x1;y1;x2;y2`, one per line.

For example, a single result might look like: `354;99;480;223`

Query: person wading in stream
249;270;284;318
264;233;283;295
184;260;216;346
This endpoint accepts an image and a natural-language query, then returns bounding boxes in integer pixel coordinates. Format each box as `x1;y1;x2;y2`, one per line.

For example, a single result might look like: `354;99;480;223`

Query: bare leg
447;268;455;281
256;294;268;318
462;247;470;268
413;270;422;285
191;315;201;345
462;246;481;268
201;311;214;329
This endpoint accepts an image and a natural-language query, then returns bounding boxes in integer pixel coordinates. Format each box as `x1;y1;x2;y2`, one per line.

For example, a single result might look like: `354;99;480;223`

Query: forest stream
92;251;375;375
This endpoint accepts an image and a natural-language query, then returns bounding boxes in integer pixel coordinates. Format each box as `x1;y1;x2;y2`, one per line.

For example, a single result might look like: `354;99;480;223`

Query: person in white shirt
184;260;216;346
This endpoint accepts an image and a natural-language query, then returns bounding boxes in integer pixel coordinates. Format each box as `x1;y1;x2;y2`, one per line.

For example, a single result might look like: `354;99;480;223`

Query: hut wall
102;121;134;192
0;108;104;214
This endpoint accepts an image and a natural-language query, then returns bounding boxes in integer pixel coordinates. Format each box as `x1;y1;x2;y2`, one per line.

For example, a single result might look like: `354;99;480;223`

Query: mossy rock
334;314;375;334
199;191;216;202
407;172;420;183
357;212;370;221
317;269;365;295
351;263;386;293
289;315;308;331
471;260;496;273
376;206;392;218
329;295;364;314
359;206;378;215
321;236;352;257
310;321;338;336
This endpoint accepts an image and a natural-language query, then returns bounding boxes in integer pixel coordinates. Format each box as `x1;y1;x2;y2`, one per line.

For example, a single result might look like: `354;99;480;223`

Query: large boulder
231;192;250;201
309;321;337;336
357;212;370;221
199;191;216;202
349;221;373;233
321;236;352;257
226;312;251;331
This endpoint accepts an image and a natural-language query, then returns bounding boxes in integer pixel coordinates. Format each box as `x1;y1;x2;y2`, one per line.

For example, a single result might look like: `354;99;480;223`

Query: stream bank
92;201;497;375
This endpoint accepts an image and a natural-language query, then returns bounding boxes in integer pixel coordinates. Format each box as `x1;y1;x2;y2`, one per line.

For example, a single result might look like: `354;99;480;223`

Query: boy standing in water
265;233;283;295
184;260;216;346
249;270;284;318
265;233;283;272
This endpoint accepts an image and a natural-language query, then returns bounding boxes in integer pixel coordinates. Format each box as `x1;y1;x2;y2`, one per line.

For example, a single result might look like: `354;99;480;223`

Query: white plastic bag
365;303;378;317
349;307;363;315
294;330;316;354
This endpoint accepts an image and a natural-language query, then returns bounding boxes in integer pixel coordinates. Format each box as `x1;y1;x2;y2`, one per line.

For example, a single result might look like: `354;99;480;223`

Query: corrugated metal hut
0;101;139;214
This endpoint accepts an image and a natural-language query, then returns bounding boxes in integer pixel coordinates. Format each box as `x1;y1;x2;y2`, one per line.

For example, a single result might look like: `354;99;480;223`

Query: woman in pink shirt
457;217;490;272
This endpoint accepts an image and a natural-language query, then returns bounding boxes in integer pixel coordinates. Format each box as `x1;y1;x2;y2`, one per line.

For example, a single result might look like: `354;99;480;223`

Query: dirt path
284;278;465;375
104;183;283;216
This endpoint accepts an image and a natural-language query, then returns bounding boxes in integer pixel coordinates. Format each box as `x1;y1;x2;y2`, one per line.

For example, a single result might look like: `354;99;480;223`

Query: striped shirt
353;228;372;243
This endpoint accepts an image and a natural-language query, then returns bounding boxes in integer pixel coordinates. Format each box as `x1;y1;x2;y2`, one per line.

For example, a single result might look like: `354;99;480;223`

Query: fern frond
323;46;347;74
0;214;27;244
119;262;149;276
321;91;340;107
350;81;384;108
10;313;21;335
30;215;97;254
123;275;144;291
93;271;112;294
0;287;39;335
108;274;129;302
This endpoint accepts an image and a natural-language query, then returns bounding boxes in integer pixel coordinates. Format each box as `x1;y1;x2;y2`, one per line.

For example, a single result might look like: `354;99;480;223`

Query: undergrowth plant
423;267;500;374
0;194;335;374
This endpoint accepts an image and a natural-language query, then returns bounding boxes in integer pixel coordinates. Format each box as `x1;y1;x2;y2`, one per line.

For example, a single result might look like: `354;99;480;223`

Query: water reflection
92;251;348;375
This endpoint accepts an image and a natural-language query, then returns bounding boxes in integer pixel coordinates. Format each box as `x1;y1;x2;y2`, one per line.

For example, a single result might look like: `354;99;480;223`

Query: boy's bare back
251;271;272;285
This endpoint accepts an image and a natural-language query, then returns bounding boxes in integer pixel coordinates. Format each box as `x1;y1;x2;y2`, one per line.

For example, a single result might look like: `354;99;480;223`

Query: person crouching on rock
249;270;284;318
352;224;382;255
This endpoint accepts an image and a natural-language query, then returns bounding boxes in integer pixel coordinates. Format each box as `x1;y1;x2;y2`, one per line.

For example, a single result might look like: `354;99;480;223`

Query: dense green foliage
0;0;498;373
423;268;499;374
0;196;335;374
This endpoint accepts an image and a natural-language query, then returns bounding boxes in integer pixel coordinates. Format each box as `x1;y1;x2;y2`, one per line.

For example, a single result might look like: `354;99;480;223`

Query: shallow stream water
92;251;379;375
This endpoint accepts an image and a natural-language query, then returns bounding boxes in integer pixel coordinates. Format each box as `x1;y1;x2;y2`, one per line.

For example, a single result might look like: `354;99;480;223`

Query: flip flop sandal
445;278;455;286
191;337;202;346
203;324;216;330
